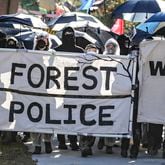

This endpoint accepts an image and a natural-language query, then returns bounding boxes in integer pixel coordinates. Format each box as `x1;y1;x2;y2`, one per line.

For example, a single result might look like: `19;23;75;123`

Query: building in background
0;0;19;14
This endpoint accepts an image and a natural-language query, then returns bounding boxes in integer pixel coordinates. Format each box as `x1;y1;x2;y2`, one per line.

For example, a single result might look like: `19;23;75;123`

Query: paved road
29;138;165;165
32;150;165;165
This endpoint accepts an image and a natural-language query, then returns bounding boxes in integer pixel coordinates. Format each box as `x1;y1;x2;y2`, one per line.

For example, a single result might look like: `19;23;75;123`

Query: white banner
0;49;134;136
138;40;165;124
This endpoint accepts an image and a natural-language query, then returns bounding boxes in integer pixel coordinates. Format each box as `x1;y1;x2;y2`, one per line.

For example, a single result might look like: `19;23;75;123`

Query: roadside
30;138;165;165
0;135;164;165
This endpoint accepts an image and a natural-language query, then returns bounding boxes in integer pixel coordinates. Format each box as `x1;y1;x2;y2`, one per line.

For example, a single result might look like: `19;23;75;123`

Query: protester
139;37;164;158
97;38;120;154
104;38;120;154
0;30;7;48
117;34;131;158
84;43;99;54
103;38;120;56
55;27;84;53
31;32;53;154
33;31;50;51
55;27;84;151
147;123;163;156
79;43;99;157
129;37;164;159
0;32;18;144
117;34;130;55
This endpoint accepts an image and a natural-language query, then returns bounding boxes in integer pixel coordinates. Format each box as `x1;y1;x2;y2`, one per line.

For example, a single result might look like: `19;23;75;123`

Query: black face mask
63;34;75;46
62;27;75;46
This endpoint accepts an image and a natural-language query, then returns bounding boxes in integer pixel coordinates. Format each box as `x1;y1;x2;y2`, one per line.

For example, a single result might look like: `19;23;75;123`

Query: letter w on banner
0;50;135;137
138;40;165;124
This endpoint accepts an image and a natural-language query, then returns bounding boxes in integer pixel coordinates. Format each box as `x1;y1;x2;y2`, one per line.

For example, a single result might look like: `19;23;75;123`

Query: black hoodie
55;27;84;53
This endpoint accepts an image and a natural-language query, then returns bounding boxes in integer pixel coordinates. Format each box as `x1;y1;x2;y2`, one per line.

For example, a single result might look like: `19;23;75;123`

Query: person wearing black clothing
147;123;163;156
117;34;130;56
0;30;7;48
117;34;131;158
55;27;84;151
55;27;84;53
0;33;18;144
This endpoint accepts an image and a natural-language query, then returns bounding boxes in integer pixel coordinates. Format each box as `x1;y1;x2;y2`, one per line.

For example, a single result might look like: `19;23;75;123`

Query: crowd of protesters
0;23;164;160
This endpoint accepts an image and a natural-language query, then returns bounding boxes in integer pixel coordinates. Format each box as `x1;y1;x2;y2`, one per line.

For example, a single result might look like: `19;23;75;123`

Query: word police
9;102;114;126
